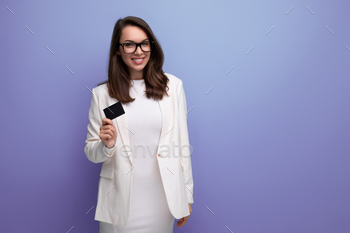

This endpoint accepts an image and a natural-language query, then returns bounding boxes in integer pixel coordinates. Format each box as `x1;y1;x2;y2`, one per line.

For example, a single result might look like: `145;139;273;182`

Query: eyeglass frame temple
118;40;154;54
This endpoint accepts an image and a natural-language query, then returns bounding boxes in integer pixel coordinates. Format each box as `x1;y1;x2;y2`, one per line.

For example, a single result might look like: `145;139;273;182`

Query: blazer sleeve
178;81;194;204
84;88;116;163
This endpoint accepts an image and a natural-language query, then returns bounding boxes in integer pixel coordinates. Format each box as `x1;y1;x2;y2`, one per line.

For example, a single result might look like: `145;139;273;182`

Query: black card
103;102;125;120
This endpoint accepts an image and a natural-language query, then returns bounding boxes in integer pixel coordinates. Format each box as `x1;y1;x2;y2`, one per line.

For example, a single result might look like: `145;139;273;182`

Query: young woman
84;16;194;233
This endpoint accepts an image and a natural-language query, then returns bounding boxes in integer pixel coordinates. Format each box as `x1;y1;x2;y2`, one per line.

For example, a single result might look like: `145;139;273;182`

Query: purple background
1;0;350;232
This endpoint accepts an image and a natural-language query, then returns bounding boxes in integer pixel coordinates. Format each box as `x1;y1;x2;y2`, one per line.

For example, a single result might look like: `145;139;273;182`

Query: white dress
99;79;175;233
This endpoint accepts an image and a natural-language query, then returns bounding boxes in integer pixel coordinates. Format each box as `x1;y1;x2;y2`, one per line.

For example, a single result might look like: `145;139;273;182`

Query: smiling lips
131;57;145;64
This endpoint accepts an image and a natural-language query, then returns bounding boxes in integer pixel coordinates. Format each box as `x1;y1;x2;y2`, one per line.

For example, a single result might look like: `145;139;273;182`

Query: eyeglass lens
123;41;152;53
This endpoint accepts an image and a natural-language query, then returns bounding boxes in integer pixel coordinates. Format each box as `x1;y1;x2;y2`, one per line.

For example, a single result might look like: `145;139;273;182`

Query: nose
134;44;143;55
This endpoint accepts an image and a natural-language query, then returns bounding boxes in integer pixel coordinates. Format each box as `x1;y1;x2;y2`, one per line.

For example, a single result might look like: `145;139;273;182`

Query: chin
133;65;145;70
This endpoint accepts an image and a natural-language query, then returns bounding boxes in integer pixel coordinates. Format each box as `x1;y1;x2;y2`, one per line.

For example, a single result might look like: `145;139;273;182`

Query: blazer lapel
157;94;172;156
114;94;172;165
114;105;131;163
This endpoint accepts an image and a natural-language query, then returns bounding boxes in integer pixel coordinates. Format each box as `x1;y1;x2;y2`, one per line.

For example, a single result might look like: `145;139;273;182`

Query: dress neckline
131;79;144;84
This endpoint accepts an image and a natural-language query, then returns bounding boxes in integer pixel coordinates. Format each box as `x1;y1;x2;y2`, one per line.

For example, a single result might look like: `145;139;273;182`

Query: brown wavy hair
97;16;169;103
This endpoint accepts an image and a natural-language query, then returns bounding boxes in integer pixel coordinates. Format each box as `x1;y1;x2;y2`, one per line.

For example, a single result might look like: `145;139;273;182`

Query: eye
142;42;150;46
125;43;134;47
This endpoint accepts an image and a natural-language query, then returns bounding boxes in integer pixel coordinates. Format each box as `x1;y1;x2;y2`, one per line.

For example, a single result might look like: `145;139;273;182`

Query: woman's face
117;25;151;79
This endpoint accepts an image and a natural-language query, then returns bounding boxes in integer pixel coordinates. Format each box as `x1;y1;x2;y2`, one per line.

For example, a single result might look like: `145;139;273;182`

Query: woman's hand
176;204;192;228
100;118;117;149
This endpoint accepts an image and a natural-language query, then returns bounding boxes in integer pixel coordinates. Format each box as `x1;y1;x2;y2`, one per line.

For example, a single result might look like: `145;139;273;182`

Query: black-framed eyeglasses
119;40;154;54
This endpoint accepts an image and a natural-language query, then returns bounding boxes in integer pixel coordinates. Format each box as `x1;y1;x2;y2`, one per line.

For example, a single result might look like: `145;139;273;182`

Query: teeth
133;58;143;62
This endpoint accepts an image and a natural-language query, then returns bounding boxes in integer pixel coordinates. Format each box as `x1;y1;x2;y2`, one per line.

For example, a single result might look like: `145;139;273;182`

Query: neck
130;69;143;80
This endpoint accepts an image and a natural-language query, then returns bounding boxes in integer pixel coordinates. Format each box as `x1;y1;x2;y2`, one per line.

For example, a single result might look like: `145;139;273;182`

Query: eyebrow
123;38;149;43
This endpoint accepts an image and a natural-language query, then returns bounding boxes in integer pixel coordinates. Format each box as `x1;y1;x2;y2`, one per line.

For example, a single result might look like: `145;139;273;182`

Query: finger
101;124;115;130
180;216;189;226
102;126;116;135
102;133;113;140
177;220;185;227
100;133;112;140
101;128;114;136
176;218;184;227
176;221;182;227
101;125;116;134
100;129;115;139
102;118;113;126
183;217;189;223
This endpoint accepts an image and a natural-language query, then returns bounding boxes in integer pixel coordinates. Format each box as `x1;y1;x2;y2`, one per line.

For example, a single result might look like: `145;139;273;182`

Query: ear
116;46;121;56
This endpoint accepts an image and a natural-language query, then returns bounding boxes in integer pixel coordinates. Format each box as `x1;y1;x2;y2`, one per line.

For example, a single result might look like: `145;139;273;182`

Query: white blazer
84;72;194;226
